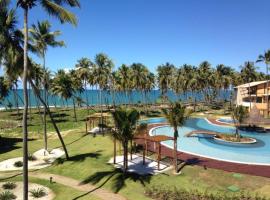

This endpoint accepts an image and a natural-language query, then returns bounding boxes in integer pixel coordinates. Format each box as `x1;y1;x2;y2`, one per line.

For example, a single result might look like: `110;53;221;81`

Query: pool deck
134;121;270;178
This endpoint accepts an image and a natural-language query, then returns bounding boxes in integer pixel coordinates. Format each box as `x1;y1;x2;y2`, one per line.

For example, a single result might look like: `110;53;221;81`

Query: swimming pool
216;118;235;124
148;118;270;165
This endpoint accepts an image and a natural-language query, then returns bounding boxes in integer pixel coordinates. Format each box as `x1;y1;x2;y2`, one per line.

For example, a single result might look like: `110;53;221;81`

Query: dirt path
30;172;126;200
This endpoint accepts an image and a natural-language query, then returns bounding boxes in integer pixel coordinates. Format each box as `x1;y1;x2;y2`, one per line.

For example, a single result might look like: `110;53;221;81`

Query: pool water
217;118;235;124
148;118;270;165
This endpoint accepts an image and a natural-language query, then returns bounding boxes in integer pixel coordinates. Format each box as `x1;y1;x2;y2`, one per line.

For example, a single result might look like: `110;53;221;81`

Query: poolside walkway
134;123;270;178
30;172;126;200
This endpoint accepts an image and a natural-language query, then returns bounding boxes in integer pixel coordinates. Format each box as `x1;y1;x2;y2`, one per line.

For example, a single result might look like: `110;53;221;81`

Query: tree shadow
54;151;102;165
80;167;152;194
0;137;35;154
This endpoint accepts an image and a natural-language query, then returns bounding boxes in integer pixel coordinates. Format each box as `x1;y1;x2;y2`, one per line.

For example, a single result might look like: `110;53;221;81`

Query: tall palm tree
256;50;270;117
162;102;190;173
231;105;248;141
93;53;114;118
157;63;175;102
0;76;11;105
111;107;140;173
29;20;65;150
75;57;92;113
117;64;132;105
240;62;258;110
16;1;80;199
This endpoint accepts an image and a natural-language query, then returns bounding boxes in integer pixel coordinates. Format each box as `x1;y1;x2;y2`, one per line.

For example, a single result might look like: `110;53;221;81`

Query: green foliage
29;187;47;198
162;102;190;138
2;182;16;190
145;185;268;200
231;105;248;124
0;191;16;200
13;161;23;167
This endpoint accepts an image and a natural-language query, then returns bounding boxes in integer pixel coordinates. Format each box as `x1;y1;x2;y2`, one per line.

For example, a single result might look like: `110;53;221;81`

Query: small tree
111;107;140;173
231;105;248;140
162;102;190;173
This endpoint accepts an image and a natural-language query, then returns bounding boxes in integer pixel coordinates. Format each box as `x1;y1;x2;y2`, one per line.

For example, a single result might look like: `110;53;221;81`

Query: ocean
0;89;232;108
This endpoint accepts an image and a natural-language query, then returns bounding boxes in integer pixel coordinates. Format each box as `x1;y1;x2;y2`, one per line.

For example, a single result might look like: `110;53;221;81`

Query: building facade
234;80;270;116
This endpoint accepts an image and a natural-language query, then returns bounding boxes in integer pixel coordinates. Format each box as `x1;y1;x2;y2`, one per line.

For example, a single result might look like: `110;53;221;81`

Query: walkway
185;130;217;137
135;123;270;178
30;172;126;200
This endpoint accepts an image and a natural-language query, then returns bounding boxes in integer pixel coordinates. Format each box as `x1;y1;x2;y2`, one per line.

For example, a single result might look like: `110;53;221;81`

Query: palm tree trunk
266;64;269;117
12;86;19;117
42;53;48;151
85;80;89;114
72;97;77;122
174;138;177;173
22;8;29;200
29;79;69;159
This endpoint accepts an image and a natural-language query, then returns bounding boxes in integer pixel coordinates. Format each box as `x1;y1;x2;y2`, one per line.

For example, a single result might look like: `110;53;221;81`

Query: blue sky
8;0;270;74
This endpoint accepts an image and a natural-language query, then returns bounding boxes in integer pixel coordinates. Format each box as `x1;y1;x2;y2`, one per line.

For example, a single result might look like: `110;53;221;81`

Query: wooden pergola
134;134;174;170
85;112;111;134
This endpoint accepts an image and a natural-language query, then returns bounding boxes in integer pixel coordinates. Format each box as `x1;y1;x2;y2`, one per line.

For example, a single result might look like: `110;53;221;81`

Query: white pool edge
148;121;270;166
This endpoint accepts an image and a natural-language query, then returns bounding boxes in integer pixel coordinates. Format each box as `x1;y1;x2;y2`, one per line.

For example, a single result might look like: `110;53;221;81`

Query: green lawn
1;108;270;200
0;176;101;200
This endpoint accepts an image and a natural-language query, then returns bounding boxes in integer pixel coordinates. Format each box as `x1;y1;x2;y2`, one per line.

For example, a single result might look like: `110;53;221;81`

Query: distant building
234;80;270;116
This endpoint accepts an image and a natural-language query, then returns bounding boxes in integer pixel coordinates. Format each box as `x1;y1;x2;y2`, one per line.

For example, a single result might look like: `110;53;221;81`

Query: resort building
234;80;270;116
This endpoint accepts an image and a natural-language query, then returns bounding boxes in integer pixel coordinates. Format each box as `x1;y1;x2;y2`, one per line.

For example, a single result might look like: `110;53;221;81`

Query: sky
6;0;270;75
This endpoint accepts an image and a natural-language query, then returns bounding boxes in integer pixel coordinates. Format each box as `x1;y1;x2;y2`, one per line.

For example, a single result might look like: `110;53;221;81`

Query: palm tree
75;57;92;113
157;63;175;102
93;53;114;119
231;105;248;141
29;20;65;150
111;107;140;173
256;50;270;117
162;102;190;173
198;61;212;104
117;64;132;105
0;77;11;106
240;62;258;110
16;1;80;199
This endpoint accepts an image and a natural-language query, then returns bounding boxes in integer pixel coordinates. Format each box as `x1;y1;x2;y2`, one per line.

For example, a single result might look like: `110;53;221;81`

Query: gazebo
85;112;111;134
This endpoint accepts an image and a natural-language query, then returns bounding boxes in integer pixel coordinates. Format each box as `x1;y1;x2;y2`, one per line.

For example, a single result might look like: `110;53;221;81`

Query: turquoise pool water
146;118;270;165
217;118;235;124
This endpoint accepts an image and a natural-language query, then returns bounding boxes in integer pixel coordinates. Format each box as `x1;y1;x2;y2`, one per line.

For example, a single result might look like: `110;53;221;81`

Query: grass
1;107;270;199
0;177;101;200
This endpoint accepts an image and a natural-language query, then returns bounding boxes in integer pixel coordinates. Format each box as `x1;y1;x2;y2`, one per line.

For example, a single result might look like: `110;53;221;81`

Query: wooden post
113;138;116;164
85;118;88;134
158;142;161;170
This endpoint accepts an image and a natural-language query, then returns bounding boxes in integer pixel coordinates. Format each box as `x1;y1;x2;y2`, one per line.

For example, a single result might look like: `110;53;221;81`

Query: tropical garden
1;0;270;200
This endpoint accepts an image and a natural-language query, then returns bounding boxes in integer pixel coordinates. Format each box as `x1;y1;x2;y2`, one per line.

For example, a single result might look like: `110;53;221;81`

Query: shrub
29;187;47;198
0;191;16;200
2;182;16;190
13;161;23;167
145;185;267;200
28;154;37;161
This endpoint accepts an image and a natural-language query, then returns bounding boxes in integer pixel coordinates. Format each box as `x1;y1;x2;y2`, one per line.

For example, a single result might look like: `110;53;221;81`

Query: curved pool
149;118;270;165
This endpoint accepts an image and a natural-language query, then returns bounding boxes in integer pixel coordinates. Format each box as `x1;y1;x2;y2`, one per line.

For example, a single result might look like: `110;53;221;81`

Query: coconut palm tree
231;105;248;141
117;64;132;105
157;63;175;102
93;53;114;117
162;102;190;173
15;1;79;198
256;50;270;117
75;57;92;113
111;107;140;173
29;20;65;150
240;62;258;110
0;76;11;105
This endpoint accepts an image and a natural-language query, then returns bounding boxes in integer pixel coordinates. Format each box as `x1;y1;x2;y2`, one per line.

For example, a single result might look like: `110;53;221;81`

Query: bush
2;182;16;190
28;154;37;161
145;185;268;200
29;187;47;198
13;161;23;167
0;191;16;200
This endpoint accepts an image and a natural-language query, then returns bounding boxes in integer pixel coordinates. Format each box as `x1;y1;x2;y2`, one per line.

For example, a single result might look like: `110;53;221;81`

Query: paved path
30;172;127;200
